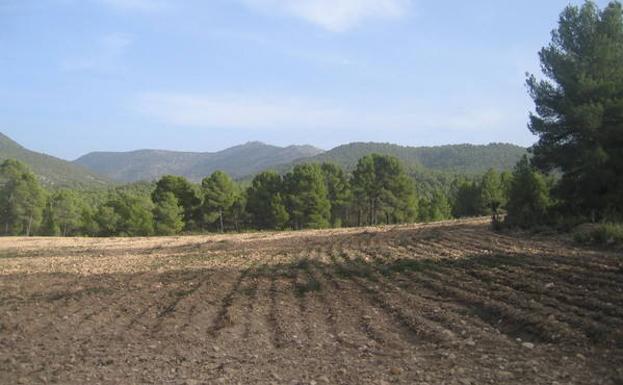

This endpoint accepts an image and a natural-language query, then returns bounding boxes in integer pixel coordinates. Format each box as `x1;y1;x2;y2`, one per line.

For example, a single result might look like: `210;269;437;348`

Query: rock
545;282;555;289
522;342;535;349
465;338;476;346
319;375;330;383
389;367;403;375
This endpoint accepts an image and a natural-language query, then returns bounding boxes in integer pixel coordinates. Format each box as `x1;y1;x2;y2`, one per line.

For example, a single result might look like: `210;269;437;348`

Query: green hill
74;142;324;182
0;132;111;188
265;142;527;176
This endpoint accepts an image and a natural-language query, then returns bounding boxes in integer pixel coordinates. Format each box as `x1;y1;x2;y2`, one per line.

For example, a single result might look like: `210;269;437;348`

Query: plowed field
1;218;622;385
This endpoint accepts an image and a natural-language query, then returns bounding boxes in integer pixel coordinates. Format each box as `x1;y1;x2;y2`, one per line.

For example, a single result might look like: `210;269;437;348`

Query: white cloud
61;33;132;72
96;0;169;12
135;92;516;139
241;0;411;32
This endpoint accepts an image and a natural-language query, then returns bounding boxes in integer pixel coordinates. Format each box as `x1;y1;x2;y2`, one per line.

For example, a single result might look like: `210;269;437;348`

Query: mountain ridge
74;141;325;182
2;131;528;185
0;132;111;188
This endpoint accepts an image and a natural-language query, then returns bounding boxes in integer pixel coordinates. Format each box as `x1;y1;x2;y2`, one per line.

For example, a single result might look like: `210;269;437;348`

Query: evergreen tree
152;175;201;230
320;163;352;227
46;189;82;236
227;192;248;232
100;192;155;236
153;192;184;235
95;205;121;237
428;189;453;222
284;164;331;229
202;171;238;232
0;159;46;235
505;156;551;228
478;169;505;215
452;180;481;218
352;154;417;225
246;171;289;229
527;1;623;219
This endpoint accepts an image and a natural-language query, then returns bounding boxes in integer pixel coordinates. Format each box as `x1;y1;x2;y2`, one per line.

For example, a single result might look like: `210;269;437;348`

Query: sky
0;0;612;160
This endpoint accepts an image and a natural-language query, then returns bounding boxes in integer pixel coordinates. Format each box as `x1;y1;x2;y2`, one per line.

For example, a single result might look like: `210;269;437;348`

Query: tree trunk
26;215;33;237
219;209;224;233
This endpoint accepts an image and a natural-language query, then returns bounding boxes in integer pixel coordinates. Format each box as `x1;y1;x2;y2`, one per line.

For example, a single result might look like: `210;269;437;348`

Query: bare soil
1;218;622;385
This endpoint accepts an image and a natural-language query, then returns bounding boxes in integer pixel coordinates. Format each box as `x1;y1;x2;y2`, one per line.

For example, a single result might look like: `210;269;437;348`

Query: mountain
0;132;110;188
74;141;324;182
269;142;528;175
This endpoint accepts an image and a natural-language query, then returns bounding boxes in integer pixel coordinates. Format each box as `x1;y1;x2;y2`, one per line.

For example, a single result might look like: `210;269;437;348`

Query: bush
573;223;623;246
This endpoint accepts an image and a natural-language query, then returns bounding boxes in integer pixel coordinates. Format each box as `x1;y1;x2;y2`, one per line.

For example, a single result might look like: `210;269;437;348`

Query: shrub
573;223;623;246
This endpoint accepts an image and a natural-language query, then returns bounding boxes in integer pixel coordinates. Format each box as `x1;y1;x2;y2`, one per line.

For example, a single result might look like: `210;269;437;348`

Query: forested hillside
0;132;110;188
275;142;527;175
74;142;323;182
74;141;527;183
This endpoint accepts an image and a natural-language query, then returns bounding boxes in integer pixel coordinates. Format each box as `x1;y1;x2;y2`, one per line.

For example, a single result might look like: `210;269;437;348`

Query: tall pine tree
527;1;623;219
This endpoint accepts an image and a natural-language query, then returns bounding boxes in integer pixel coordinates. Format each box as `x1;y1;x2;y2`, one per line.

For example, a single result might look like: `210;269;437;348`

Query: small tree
246;171;289;230
49;189;81;236
505;156;551;228
202;171;238;232
284;164;331;229
153;192;184;235
153;175;200;230
0;159;46;236
479;169;505;216
352;154;417;225
321;163;352;227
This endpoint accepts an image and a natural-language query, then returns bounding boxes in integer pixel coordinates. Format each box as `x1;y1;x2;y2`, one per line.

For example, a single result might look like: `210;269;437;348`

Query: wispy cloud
135;92;516;139
60;33;132;72
240;0;411;32
96;0;169;12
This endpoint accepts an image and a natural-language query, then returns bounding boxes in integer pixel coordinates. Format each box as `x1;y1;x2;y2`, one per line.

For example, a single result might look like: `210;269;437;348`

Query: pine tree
352;154;417;225
202;171;238;232
320;163;352;227
284;164;331;229
527;1;623;219
246;171;289;230
505;156;551;228
479;169;505;216
153;192;184;235
152;175;201;230
0;159;46;235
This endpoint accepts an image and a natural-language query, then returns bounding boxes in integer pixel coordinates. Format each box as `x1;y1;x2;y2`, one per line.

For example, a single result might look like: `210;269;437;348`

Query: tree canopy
527;0;623;219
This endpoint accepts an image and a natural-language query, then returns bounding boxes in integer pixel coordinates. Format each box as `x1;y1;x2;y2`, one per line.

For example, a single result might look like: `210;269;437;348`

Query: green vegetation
74;142;323;182
1;152;516;237
0;159;46;235
502;1;623;236
574;223;623;246
285;142;526;175
0;132;109;188
523;0;623;222
71;138;526;184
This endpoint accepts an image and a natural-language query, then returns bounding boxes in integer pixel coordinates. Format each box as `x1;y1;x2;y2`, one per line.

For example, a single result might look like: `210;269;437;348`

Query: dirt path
1;218;622;384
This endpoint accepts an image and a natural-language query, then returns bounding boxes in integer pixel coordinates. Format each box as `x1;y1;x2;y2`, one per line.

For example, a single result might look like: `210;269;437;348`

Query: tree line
1;153;520;237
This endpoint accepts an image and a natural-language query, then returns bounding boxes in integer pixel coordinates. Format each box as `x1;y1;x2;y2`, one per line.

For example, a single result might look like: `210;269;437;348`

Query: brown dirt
1;218;622;385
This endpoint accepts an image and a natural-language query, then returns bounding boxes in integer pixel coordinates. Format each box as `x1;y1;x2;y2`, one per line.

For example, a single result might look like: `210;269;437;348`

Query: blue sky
0;0;610;159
